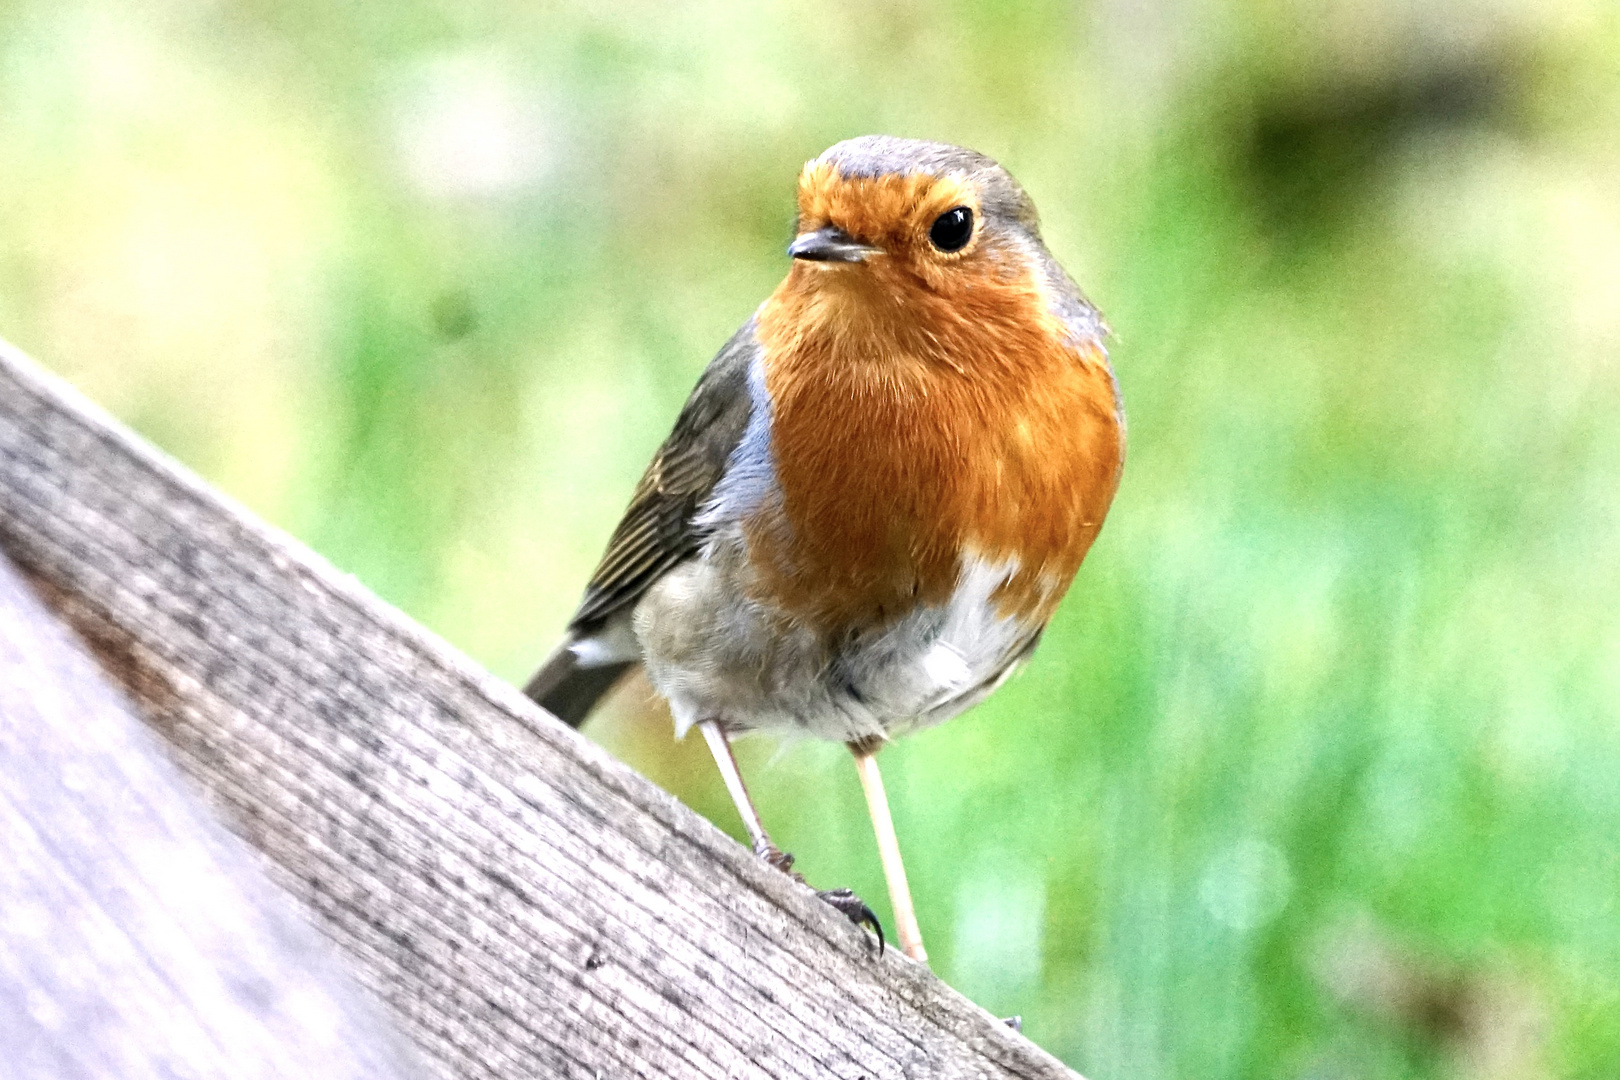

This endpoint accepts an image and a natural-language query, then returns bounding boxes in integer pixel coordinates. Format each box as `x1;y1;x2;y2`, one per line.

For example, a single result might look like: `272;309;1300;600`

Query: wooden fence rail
0;549;423;1080
0;339;1079;1080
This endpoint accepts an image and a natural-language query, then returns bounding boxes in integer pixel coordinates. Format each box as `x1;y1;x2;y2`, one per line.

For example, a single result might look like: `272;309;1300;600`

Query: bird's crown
789;136;1044;288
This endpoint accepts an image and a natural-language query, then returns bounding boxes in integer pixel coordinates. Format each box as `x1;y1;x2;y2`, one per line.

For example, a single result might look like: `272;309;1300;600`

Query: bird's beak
788;226;881;263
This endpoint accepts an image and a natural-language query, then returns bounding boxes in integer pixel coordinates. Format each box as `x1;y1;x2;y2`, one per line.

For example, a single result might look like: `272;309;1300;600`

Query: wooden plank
0;338;1079;1080
0;554;424;1080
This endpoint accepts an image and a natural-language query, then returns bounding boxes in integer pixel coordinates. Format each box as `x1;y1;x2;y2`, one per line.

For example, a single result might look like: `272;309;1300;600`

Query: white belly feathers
629;527;1041;743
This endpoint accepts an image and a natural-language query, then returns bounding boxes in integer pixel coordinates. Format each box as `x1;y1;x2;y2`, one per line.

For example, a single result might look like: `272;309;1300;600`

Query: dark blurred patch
431;288;477;341
1238;54;1522;235
1310;915;1546;1079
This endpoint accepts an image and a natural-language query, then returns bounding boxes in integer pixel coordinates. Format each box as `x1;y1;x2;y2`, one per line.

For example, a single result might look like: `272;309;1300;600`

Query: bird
525;135;1123;963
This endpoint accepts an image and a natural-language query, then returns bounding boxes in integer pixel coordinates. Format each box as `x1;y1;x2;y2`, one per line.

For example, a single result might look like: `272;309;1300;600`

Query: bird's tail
523;636;634;728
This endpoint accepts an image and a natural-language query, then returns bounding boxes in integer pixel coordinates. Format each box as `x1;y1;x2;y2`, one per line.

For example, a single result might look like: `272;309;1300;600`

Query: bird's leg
699;720;886;953
699;720;794;872
849;739;927;962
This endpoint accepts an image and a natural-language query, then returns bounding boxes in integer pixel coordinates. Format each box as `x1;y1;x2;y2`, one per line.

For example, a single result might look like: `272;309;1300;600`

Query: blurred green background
4;0;1619;1075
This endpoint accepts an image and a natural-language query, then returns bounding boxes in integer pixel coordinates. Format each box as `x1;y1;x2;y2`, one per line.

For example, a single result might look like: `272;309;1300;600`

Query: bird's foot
1002;1015;1022;1032
754;842;802;880
816;887;886;956
751;842;885;956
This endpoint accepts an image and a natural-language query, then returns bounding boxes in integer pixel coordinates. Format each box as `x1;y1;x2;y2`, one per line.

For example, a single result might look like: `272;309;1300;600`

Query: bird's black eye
928;206;974;252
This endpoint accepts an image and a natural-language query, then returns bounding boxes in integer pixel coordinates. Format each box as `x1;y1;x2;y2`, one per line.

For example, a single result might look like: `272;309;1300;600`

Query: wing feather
568;319;760;631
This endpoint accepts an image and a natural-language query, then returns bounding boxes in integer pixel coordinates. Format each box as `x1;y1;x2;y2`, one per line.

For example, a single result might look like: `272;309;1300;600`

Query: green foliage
4;1;1618;1075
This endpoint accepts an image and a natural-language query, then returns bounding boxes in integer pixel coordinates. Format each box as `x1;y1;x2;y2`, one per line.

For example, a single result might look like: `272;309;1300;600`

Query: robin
525;135;1123;963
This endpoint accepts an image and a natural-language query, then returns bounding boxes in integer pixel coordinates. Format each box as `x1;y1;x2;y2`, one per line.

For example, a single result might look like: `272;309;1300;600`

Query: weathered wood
0;338;1080;1080
0;555;425;1080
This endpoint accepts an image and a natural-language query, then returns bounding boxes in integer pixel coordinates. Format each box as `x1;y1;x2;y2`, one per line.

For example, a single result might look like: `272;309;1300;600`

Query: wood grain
0;339;1081;1080
0;554;424;1080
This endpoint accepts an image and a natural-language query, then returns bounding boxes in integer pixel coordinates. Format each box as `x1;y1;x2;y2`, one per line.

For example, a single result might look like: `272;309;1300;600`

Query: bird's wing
568;318;759;632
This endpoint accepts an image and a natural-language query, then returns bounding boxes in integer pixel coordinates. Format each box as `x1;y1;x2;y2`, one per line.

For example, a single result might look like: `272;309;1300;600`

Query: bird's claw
817;887;886;956
755;843;803;881
1002;1015;1022;1032
752;844;884;956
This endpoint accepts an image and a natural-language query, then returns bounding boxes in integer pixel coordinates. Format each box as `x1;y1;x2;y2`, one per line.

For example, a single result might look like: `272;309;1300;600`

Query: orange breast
750;258;1122;633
